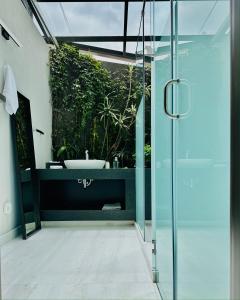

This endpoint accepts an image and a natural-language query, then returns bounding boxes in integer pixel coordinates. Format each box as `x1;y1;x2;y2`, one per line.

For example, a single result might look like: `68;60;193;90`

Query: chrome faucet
85;150;89;160
78;178;93;189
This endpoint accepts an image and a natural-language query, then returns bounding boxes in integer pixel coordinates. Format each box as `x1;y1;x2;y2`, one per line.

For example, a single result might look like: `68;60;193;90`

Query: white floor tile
1;224;160;300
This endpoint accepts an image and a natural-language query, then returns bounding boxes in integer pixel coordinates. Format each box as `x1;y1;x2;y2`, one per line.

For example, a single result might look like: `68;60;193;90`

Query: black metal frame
55;35;161;42
231;0;240;299
36;0;163;2
11;93;41;240
71;42;151;62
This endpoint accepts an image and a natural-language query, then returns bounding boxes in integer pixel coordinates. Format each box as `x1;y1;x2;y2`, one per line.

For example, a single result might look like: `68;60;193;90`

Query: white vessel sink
64;160;106;169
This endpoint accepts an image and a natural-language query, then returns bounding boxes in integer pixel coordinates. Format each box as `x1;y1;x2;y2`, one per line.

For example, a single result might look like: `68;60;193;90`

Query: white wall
0;0;52;236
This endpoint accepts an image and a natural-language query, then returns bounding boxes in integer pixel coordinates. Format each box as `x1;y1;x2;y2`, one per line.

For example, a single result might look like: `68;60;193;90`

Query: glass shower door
173;0;231;299
151;1;174;298
152;0;231;299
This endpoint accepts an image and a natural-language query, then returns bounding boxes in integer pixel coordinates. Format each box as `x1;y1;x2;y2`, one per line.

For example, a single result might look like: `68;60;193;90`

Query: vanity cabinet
37;169;136;221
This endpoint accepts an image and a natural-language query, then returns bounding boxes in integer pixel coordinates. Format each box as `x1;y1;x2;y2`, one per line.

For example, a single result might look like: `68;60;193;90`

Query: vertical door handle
164;79;180;119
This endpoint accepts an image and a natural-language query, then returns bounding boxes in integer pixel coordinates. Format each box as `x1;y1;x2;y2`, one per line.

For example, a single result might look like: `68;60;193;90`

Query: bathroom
0;0;155;299
0;0;238;299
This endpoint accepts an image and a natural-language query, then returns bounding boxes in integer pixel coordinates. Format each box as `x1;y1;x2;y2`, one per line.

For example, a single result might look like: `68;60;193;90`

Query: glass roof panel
76;42;141;54
144;1;151;37
76;42;124;52
126;42;138;54
36;2;69;35
154;1;171;36
77;42;138;55
37;2;124;36
127;2;143;36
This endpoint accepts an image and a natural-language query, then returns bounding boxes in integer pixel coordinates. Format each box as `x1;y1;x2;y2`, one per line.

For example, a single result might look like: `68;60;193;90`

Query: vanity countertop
21;168;135;182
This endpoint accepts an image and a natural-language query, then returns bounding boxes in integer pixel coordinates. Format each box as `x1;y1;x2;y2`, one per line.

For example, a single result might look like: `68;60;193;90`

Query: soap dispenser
113;157;119;169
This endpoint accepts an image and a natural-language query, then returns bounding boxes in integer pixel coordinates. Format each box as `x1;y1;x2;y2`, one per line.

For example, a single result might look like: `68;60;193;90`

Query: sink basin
64;160;106;169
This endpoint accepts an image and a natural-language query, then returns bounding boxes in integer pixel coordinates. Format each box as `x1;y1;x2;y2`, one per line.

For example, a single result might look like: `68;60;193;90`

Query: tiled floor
1;223;160;300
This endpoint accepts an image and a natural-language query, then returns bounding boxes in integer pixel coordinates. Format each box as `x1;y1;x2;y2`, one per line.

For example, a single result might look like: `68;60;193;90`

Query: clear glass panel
37;2;124;36
151;0;173;298
126;42;138;54
174;0;230;299
136;97;145;237
36;2;69;36
128;2;143;36
144;1;152;57
76;42;124;52
144;1;151;37
135;14;145;238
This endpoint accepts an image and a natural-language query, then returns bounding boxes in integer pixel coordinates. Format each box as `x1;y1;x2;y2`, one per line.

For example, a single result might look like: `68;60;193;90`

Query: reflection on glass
15;97;33;170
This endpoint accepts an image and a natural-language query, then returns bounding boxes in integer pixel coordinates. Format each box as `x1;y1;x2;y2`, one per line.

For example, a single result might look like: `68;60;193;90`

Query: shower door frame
230;0;240;299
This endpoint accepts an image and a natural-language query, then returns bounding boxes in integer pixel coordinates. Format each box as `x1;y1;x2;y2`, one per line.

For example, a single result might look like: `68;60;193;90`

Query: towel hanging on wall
2;65;18;115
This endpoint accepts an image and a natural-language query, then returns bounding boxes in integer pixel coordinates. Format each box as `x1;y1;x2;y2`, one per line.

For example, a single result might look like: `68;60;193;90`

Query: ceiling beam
37;0;216;2
72;42;151;62
54;35;214;43
37;0;166;2
123;0;129;55
55;35;160;42
74;42;135;59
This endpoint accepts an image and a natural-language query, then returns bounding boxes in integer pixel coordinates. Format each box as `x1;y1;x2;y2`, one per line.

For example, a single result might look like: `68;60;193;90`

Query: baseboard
0;226;22;246
41;210;135;221
42;220;135;228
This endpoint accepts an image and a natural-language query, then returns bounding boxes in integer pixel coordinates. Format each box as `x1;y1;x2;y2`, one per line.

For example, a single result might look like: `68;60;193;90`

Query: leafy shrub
49;43;150;167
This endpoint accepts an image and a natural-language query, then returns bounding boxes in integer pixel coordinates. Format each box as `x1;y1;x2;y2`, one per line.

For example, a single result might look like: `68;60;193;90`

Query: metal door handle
164;79;180;119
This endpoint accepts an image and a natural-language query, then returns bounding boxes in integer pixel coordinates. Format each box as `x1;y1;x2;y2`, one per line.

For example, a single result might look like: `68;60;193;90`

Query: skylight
31;0;229;57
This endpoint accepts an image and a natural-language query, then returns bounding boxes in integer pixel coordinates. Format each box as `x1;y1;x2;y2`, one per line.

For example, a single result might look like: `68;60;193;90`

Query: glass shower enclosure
135;7;146;239
151;0;230;299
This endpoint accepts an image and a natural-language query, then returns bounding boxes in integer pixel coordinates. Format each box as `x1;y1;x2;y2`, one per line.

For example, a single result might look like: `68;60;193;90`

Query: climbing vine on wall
49;43;150;167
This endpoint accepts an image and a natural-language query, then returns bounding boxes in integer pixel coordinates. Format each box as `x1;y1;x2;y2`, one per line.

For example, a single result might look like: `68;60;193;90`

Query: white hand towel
2;65;19;115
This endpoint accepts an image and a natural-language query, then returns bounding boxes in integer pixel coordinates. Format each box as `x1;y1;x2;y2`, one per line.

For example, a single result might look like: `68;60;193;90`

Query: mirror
11;93;41;239
15;95;35;170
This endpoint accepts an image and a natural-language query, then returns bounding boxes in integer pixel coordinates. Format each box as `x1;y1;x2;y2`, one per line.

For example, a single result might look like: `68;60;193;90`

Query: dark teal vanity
20;168;152;224
14;91;151;236
11;92;151;239
37;169;135;221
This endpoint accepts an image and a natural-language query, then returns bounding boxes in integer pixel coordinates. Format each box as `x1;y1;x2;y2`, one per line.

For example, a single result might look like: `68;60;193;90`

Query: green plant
49;43;151;167
132;144;151;167
98;95;118;157
144;144;151;165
